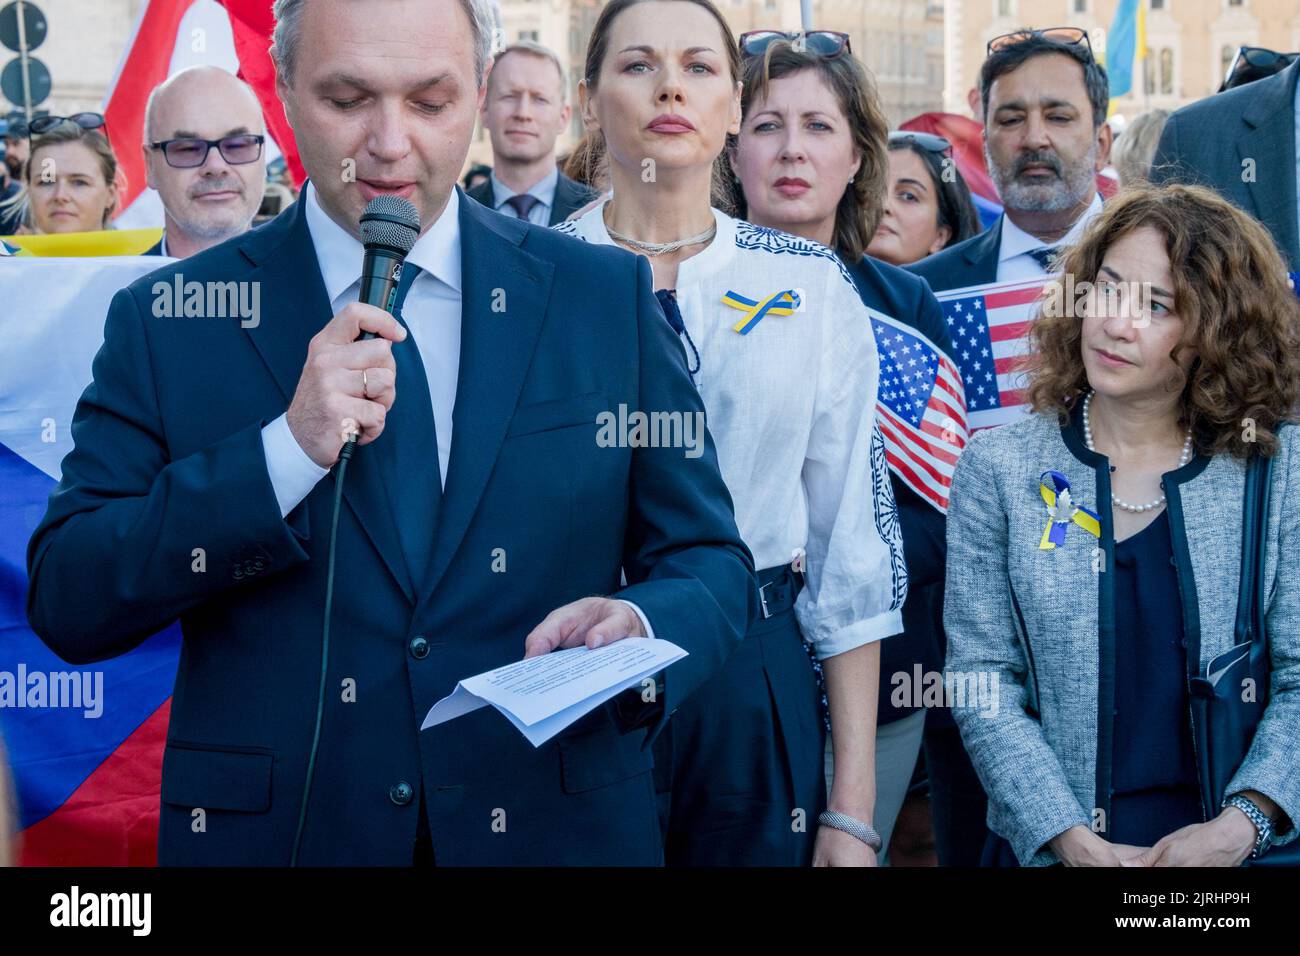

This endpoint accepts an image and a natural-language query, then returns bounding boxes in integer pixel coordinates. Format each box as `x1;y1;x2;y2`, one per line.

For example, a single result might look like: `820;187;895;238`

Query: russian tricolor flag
0;257;183;866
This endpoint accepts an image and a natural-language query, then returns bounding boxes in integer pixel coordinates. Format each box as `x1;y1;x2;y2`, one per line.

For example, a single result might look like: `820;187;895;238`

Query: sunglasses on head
149;133;265;169
1228;45;1298;76
889;131;952;155
739;30;851;60
29;112;107;136
987;26;1093;60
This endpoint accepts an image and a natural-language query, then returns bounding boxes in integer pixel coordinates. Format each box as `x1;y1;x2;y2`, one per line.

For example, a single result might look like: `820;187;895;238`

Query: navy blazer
848;255;953;725
906;217;1002;293
465;171;600;226
1152;57;1300;272
25;188;755;866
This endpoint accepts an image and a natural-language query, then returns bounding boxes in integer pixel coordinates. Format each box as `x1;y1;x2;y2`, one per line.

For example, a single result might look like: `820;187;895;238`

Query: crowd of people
5;0;1299;868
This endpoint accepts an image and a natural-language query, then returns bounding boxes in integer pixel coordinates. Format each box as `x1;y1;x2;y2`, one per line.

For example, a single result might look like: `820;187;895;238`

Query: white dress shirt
490;167;558;225
996;191;1104;282
259;185;655;635
259;182;463;516
556;203;907;658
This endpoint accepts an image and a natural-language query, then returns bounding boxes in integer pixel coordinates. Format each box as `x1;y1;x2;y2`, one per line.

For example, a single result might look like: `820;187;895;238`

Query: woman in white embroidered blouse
553;0;906;867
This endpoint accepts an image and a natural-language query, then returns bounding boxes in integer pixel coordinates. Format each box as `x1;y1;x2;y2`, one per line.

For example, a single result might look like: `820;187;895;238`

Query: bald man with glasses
142;66;268;259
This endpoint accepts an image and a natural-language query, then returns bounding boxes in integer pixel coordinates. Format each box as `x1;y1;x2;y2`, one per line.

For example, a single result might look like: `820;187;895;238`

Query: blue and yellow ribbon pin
1038;470;1101;550
722;288;801;334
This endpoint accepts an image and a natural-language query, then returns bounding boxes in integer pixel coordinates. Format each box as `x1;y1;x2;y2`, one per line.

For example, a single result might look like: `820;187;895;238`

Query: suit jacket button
390;781;414;806
409;636;430;660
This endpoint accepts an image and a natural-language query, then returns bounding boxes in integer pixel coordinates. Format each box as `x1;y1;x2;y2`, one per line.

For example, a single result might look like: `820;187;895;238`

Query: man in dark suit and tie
1152;55;1300;273
909;29;1112;294
26;0;753;866
465;41;599;224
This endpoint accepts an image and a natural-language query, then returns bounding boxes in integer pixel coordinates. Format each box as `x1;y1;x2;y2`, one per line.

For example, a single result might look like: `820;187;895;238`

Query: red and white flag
103;0;303;227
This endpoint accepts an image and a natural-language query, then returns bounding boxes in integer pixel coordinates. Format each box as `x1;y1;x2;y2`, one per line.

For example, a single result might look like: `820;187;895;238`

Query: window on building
1221;44;1236;80
1159;47;1173;94
1143;47;1155;94
997;0;1013;16
519;29;539;42
1227;0;1243;6
1073;0;1086;12
1150;0;1164;9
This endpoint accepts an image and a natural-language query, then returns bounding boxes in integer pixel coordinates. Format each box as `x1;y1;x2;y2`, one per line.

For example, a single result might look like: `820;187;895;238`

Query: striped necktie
1027;246;1060;271
503;193;541;221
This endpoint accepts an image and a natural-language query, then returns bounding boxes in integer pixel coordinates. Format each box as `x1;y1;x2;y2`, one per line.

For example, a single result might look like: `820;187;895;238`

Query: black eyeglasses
888;131;952;155
739;30;851;60
29;112;107;135
149;134;265;169
987;27;1093;60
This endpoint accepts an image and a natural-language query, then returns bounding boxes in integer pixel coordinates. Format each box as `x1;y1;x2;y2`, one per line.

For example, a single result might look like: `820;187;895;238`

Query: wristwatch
818;810;882;852
1223;793;1275;859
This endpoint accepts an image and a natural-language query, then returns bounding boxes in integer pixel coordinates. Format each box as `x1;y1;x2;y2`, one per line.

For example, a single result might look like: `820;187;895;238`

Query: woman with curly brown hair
944;183;1300;866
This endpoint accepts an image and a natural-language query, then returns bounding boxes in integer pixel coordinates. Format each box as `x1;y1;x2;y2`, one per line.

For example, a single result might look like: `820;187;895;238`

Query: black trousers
653;575;826;866
923;720;989;866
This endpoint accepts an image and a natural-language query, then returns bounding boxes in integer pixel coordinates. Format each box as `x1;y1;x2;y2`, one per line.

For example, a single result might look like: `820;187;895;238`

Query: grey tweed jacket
944;408;1300;866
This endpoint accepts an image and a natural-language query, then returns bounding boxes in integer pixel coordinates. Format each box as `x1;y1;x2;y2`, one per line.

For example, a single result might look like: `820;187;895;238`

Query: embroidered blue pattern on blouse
871;423;909;610
733;221;856;288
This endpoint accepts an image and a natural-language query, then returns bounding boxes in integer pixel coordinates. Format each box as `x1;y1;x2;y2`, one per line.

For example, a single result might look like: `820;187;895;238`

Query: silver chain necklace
606;221;717;257
1082;389;1193;514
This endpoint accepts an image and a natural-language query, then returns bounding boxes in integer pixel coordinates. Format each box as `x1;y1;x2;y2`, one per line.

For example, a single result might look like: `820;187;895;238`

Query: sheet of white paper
421;638;687;747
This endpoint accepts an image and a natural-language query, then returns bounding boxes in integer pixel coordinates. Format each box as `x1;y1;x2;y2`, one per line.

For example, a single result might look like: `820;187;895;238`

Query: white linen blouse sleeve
794;259;908;660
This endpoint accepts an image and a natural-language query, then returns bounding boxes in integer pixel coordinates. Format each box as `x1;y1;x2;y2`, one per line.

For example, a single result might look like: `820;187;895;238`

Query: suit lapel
1238;61;1300;266
549;175;575;225
966;217;1003;284
416;193;555;604
240;197;417;603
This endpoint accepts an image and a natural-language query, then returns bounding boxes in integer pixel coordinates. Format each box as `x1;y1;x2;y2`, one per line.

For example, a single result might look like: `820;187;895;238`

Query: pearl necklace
1082;390;1193;513
606;221;717;257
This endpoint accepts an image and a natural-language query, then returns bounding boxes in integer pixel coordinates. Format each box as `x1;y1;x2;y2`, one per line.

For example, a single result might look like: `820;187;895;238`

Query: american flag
934;278;1049;431
869;308;969;513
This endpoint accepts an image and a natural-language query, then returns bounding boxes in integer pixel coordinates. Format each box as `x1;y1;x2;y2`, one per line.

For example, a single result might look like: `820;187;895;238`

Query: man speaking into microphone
25;0;754;866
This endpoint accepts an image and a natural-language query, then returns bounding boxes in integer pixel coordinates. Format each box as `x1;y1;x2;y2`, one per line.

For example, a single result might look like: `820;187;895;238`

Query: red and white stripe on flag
868;308;969;514
935;277;1049;432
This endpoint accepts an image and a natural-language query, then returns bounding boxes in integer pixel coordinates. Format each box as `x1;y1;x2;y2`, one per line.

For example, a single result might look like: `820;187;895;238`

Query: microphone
358;194;421;318
341;195;421;455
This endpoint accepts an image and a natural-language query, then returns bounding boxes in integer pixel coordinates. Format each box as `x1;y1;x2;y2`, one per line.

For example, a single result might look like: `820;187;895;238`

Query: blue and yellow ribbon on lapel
722;288;801;334
1038;470;1101;549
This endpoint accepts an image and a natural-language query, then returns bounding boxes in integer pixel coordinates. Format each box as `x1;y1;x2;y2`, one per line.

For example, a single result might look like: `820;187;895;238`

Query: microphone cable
290;195;420;866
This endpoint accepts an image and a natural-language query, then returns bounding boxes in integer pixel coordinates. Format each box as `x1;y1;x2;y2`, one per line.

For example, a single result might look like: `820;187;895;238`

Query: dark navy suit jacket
26;188;755;866
465;171;599;226
906;217;1002;293
1152;56;1300;272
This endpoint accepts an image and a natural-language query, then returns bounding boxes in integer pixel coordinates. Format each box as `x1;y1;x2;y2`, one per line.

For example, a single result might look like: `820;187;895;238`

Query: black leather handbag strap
1233;451;1274;647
